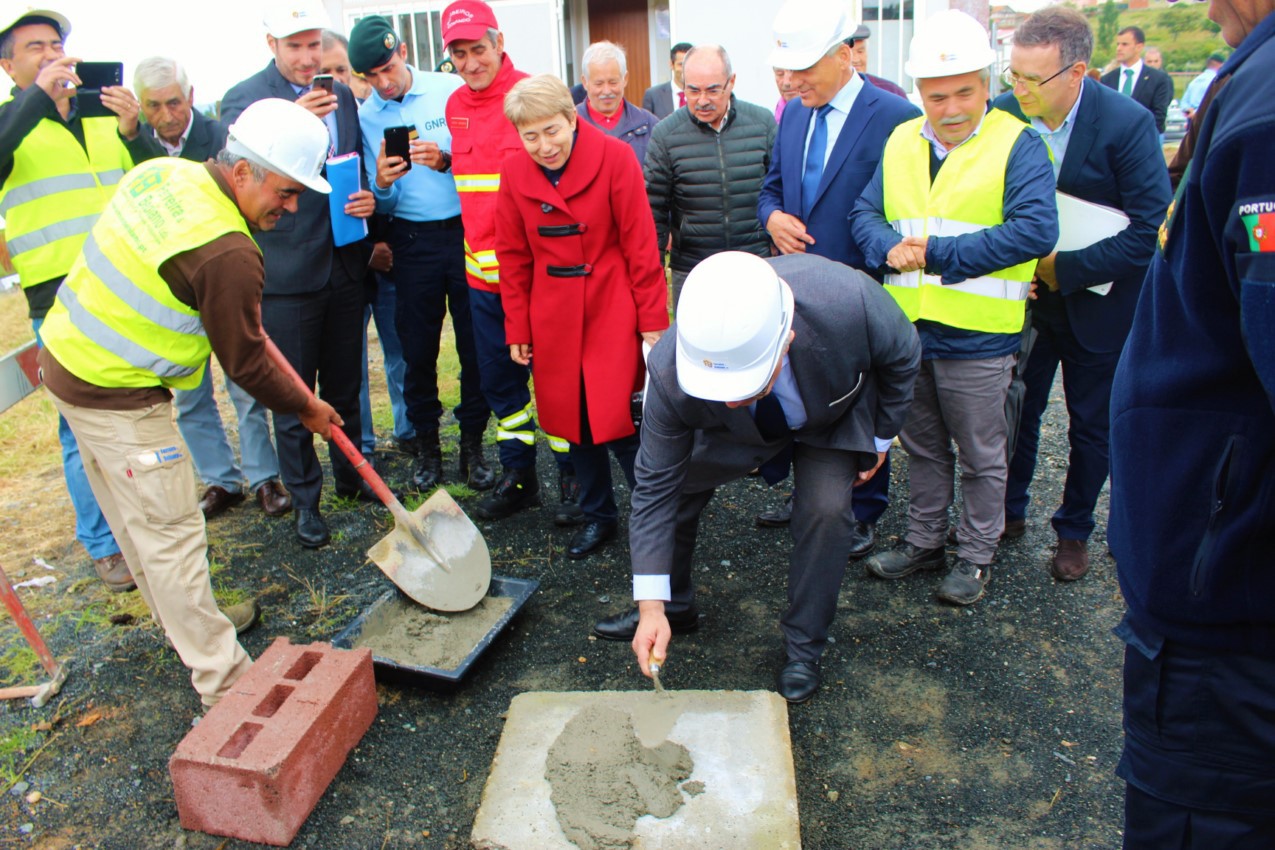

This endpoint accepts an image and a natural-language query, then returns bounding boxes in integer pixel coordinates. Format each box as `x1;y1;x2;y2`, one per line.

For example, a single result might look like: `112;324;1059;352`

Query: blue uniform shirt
359;66;463;222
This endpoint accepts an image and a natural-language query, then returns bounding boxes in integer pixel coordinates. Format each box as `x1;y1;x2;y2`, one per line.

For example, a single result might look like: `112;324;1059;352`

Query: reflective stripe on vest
39;159;254;391
0;110;132;287
455;173;500;192
881;111;1036;334
464;239;500;284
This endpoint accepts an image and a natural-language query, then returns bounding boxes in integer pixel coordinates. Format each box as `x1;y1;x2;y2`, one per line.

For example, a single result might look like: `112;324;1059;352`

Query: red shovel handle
264;339;400;509
0;562;59;677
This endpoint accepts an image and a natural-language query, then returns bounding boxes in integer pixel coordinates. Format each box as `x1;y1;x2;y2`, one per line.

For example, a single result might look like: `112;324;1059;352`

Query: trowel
266;340;491;611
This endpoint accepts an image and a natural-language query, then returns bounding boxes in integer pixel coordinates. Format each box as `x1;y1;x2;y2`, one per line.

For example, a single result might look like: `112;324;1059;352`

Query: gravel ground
0;377;1127;850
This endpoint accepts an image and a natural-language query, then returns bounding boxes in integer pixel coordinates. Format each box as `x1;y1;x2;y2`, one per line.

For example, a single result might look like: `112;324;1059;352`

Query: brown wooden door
585;0;651;106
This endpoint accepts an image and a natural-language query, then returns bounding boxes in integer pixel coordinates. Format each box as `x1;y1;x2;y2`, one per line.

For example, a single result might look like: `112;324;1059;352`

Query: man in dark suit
995;8;1171;581
641;42;691;120
1101;26;1173;134
220;0;376;548
755;0;920;554
595;252;920;704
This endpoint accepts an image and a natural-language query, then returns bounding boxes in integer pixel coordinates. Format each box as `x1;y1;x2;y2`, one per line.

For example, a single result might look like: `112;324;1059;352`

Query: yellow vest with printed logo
0;102;132;287
39;158;254;391
881;110;1036;334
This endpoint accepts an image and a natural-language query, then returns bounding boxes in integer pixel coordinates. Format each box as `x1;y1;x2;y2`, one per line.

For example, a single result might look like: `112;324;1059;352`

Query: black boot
474;466;540;520
412;432;443;491
554;470;584;526
458;431;496;491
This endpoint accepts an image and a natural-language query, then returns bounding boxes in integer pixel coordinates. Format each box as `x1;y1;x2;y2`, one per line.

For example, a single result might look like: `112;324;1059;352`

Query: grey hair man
576;40;659;163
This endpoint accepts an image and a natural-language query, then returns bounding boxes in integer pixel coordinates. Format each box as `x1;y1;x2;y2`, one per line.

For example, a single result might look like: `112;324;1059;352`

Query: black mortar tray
331;575;537;690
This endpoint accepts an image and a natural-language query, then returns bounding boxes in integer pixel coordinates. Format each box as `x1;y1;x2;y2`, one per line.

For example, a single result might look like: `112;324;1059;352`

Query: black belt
389;214;463;232
546;263;593;278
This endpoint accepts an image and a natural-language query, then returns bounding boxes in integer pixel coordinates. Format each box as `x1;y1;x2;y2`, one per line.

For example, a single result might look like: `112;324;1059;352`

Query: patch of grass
0;639;41;686
323;492;362;513
0;724;42;786
287;571;350;622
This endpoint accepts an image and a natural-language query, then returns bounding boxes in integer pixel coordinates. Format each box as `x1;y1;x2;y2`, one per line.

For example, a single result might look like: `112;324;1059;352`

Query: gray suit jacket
642;82;675;121
219;62;369;295
630;253;920;576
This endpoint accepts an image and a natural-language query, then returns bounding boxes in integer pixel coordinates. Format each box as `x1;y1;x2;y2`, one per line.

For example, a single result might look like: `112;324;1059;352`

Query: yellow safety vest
39;159;254;391
0;101;132;287
881;110;1037;334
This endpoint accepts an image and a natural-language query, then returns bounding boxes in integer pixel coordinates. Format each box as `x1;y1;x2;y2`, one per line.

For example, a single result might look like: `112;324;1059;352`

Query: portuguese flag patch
1241;210;1275;252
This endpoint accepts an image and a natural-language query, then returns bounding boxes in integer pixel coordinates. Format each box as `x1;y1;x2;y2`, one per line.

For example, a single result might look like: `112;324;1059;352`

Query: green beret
349;15;400;74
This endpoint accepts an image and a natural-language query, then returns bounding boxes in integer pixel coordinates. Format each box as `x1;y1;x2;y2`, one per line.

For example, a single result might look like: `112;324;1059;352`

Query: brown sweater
40;163;309;415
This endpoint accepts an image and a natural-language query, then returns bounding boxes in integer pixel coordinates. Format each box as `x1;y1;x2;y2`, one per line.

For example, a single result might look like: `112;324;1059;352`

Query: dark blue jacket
994;79;1171;354
1110;11;1275;655
757;78;919;274
849;115;1058;358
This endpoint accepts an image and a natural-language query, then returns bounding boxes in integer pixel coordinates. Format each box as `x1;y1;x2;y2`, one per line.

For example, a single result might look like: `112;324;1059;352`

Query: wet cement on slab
353;595;514;670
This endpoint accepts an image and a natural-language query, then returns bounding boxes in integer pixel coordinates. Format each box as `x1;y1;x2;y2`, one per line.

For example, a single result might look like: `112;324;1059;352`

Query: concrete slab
470;690;801;849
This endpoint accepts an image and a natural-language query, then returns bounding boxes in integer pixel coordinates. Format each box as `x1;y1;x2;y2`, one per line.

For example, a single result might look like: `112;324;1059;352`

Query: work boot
474;466;540;520
458;431;496;491
554;470;584;526
936;558;992;606
864;541;946;580
412;432;443;491
93;552;136;593
222;599;261;635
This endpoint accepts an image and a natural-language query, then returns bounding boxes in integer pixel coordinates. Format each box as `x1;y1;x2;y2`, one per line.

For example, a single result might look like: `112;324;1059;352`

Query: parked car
1165;99;1188;142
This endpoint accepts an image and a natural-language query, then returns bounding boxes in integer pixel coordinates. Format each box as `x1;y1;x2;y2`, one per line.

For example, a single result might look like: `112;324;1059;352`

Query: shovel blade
367;489;491;611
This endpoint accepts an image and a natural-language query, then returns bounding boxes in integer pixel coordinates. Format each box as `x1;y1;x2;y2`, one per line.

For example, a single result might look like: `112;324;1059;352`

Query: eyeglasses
684;83;729;98
1002;63;1076;91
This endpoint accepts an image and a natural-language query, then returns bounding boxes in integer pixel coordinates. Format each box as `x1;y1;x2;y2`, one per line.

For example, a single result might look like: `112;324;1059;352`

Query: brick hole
253;684;295;718
216;722;263;760
283;651;322;681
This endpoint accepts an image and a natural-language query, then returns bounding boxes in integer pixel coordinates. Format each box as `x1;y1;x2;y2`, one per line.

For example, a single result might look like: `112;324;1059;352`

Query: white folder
1055;191;1131;296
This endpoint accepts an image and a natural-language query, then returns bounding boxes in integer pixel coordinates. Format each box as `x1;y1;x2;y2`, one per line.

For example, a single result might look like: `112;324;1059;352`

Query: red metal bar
0;562;59;676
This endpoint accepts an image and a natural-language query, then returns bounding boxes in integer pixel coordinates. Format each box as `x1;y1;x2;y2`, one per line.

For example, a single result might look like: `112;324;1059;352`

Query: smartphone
74;61;123;119
312;74;335;94
384;125;414;167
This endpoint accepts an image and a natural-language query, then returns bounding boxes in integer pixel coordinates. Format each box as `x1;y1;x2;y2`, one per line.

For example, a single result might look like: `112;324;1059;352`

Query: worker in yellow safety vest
37;99;343;713
849;9;1059;607
0;7;159;591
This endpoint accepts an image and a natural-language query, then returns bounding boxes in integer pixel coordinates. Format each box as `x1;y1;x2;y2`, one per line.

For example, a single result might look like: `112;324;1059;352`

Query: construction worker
850;9;1058;606
442;0;579;524
0;7;159;592
36;99;343;712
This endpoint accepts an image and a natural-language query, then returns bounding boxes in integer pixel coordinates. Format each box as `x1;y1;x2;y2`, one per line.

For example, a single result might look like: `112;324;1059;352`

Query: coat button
576;222;589;233
582;263;593;274
541;203;554;213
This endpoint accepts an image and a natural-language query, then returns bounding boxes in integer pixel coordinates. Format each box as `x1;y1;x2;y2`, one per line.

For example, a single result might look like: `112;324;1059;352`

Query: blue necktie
802;104;834;219
753;393;793;485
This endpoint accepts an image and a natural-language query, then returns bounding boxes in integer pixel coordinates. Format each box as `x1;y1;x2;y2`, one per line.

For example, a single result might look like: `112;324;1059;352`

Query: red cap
441;0;499;46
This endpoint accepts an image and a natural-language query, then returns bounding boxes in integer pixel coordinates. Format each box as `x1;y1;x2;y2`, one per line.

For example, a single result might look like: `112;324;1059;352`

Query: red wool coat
497;120;669;445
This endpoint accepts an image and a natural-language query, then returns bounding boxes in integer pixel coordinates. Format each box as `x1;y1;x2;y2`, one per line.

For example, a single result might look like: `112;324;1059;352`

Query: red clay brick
170;637;377;846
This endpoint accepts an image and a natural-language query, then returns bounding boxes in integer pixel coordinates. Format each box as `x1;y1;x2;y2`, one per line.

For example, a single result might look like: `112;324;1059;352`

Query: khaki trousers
52;398;251;707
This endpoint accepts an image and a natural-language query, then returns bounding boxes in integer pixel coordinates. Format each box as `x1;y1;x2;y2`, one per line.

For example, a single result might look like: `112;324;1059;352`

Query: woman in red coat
498;74;668;559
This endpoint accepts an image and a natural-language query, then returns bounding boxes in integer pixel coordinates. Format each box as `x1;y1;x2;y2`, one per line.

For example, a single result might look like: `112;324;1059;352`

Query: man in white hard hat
0;7;161;592
755;0;920;555
221;0;378;549
596;251;921;704
851;9;1058;606
37;98;344;713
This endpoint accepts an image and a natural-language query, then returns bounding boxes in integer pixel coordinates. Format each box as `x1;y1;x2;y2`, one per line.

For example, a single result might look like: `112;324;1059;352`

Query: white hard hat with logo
0;7;70;40
904;9;996;79
769;0;857;71
676;252;795;403
263;0;331;39
225;99;332;194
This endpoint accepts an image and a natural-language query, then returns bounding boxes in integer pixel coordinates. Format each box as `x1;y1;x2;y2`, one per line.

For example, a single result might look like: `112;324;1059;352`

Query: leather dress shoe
755;494;793;527
295;508;330;548
255;479;291;517
592;606;701;641
1050;538;1090;581
847;521;876;560
198;485;245;520
93;552;136;593
567;520;617;560
776;660;821;704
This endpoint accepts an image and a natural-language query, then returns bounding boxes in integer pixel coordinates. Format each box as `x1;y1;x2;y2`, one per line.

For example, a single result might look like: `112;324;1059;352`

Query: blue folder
326;152;368;247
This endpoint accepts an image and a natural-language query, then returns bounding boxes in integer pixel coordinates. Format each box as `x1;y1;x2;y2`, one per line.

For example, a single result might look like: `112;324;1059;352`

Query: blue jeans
31;317;119;560
173;359;280;493
359;273;412;455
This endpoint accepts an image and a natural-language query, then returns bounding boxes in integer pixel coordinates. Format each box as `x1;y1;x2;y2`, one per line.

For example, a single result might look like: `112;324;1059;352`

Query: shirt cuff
633;574;671;601
874;436;893;453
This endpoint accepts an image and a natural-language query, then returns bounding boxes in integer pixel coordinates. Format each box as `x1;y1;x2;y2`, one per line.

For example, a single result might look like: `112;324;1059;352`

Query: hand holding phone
384;125;413;167
312;74;335;94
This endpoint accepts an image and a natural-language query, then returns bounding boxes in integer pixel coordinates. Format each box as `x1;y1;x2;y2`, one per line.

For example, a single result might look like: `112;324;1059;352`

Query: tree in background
1095;0;1121;68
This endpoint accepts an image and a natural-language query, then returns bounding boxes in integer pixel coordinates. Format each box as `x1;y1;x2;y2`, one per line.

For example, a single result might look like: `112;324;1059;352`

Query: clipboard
1055;191;1130;296
326;152;368;247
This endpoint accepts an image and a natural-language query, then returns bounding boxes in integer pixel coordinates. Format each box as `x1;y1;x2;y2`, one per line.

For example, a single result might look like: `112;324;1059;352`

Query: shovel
265;340;491;611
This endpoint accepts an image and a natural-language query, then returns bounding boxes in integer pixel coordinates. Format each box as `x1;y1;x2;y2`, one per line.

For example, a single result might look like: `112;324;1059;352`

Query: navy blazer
757;79;919;275
220;62;369;296
1100;64;1174;134
641;81;675;121
995;78;1171;354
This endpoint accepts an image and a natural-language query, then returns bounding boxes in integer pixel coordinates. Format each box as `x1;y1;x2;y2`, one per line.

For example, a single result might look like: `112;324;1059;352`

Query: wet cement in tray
545;703;695;850
352;595;514;670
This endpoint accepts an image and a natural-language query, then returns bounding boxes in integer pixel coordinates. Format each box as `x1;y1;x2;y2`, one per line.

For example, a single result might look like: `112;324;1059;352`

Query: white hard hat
1;7;70;40
904;9;995;79
676;253;795;403
225;99;332;194
769;0;857;71
263;0;331;39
